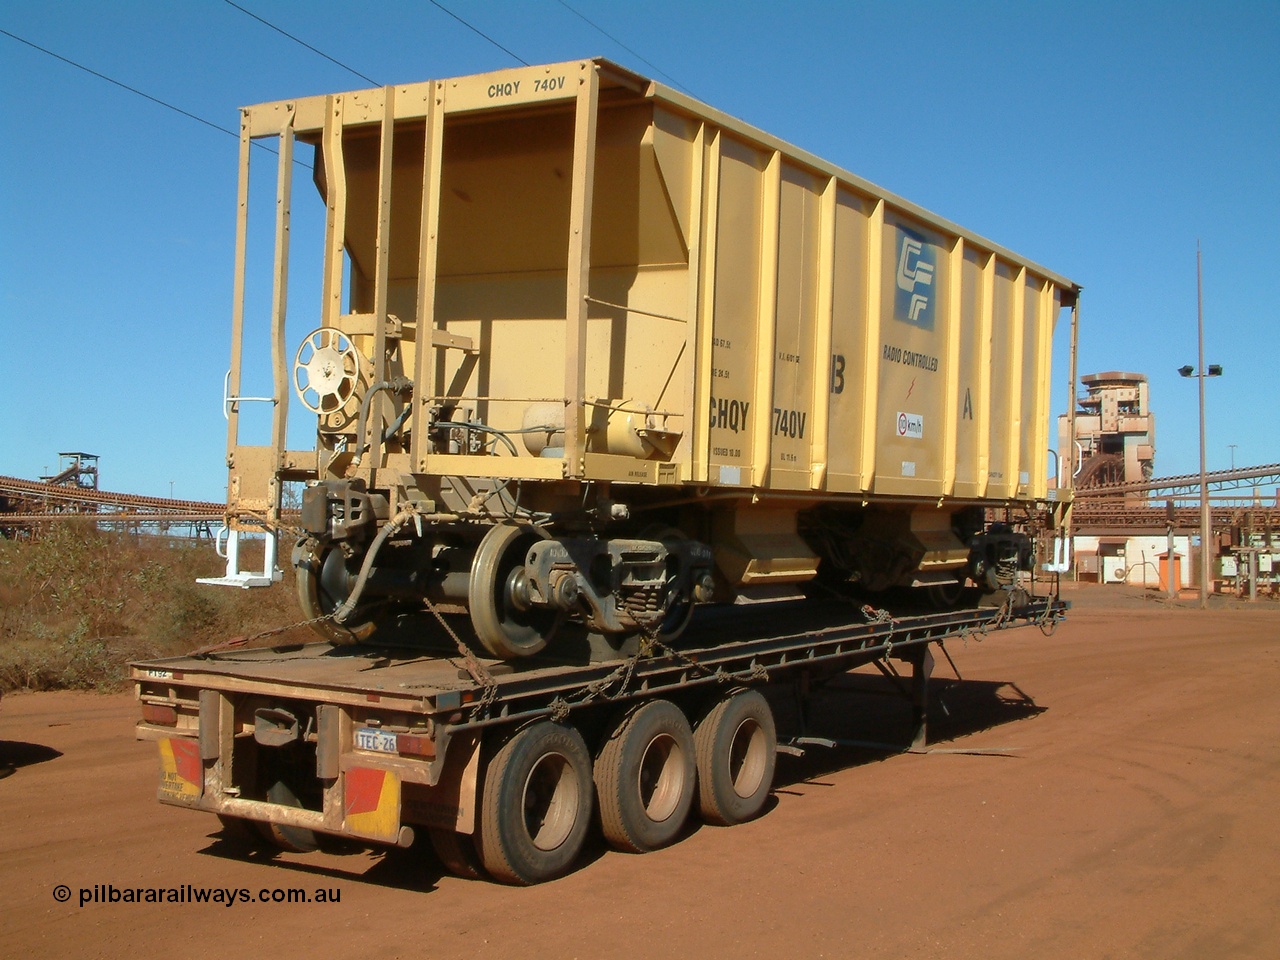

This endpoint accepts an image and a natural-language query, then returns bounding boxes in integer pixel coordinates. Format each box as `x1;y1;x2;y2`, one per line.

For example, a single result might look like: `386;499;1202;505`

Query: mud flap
400;732;481;834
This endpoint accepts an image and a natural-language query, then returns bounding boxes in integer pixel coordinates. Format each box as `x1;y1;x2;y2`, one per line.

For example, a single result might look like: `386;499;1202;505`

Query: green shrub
0;526;300;691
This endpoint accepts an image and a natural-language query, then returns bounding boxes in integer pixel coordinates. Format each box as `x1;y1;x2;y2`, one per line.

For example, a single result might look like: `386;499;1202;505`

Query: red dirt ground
2;584;1278;959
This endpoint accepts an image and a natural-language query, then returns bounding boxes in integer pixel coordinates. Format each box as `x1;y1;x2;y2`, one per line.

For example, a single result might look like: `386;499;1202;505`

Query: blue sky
2;0;1277;501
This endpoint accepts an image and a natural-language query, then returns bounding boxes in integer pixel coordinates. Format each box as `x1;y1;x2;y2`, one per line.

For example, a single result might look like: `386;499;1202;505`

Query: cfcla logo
895;230;935;329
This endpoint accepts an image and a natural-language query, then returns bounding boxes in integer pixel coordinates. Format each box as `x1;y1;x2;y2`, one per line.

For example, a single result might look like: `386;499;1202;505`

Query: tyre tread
477;722;592;885
693;689;776;827
594;700;696;853
428;827;487;880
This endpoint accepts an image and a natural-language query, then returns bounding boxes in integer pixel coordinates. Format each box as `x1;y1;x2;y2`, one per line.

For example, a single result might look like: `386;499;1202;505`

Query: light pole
1228;444;1237;470
1178;244;1222;609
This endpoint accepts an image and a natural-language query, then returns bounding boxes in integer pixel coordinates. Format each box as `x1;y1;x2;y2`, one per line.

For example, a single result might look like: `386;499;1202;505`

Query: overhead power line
221;1;380;87
0;27;306;165
427;0;529;66
1;27;244;143
553;0;695;97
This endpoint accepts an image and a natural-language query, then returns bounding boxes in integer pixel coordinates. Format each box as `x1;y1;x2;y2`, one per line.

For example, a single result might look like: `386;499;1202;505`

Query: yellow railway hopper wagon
206;58;1080;659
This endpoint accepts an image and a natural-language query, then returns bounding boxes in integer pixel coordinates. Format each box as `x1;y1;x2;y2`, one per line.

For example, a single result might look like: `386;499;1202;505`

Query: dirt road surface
3;585;1278;959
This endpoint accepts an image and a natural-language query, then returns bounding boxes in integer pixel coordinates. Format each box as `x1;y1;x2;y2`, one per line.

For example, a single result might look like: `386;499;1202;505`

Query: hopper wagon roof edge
240;56;1080;298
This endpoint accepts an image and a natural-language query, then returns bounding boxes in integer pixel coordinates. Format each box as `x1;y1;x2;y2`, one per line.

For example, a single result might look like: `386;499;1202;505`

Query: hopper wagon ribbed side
204;57;1079;660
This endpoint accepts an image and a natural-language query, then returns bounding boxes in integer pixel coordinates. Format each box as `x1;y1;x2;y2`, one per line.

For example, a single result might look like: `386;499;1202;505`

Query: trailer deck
132;593;1066;882
135;595;1064;731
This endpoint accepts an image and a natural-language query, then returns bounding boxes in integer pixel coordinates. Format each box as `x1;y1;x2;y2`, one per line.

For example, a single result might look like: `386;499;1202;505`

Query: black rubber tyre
427;828;487;880
260;780;320;852
469;523;562;659
594;700;696;853
476;721;593;885
693;689;777;827
216;814;266;847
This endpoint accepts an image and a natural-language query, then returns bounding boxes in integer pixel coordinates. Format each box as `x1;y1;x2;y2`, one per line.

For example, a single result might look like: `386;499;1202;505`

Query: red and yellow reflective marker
157;738;202;802
344;767;400;842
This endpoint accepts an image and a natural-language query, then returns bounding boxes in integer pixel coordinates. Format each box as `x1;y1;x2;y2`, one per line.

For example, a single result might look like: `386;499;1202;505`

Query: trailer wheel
470;523;562;659
594;700;696;853
427;828;487;880
693;689;777;826
216;814;265;847
260;780;320;852
477;721;592;884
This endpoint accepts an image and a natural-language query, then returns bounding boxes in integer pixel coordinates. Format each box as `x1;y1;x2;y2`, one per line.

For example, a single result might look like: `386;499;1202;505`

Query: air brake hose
331;506;416;625
351;377;413;466
382;405;412;444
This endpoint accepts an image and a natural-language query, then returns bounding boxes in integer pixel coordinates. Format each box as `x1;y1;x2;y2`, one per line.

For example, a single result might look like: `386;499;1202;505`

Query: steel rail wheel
476;721;593;885
654;591;695;642
693;689;777;826
427;828;487;880
594;700;696;853
469;522;562;659
926;576;966;610
295;540;379;644
642;526;697;642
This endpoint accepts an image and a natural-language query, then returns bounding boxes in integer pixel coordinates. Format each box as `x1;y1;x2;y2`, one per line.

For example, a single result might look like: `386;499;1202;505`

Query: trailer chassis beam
439;597;1063;736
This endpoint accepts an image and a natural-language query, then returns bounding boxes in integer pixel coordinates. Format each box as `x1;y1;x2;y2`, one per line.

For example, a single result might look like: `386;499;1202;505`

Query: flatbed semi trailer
133;594;1064;884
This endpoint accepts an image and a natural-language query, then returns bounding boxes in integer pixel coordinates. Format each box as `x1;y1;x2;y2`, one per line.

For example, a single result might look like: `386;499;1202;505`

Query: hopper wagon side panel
227;61;1070;501
210;58;1078;647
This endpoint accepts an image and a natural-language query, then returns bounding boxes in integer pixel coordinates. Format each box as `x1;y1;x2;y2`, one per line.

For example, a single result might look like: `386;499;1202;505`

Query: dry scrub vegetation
0;522;301;691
